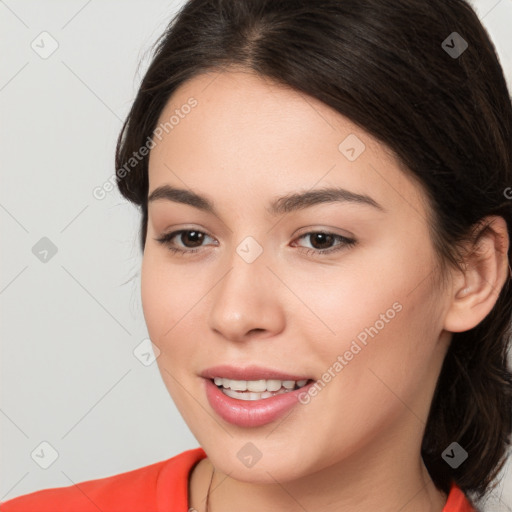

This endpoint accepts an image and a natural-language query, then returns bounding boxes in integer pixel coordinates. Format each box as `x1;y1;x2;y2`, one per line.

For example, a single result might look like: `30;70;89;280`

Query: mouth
211;377;313;401
201;365;316;426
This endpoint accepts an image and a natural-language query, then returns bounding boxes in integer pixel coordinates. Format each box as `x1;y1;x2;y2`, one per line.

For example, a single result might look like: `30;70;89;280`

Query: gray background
1;0;511;508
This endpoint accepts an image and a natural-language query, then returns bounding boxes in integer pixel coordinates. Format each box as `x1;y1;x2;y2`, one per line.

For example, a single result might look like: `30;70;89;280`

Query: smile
213;377;311;400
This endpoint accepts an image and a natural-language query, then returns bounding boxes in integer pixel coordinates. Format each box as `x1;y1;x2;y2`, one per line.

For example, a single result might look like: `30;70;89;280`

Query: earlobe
443;216;510;333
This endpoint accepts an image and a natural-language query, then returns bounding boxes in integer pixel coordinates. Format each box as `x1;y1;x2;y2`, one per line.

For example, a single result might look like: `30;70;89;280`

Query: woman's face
142;70;454;483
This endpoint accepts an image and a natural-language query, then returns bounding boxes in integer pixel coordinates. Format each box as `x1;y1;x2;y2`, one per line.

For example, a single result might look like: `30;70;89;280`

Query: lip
200;364;312;381
201;365;315;428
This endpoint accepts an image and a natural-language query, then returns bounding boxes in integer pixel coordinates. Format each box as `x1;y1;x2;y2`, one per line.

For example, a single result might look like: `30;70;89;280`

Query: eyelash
154;229;356;257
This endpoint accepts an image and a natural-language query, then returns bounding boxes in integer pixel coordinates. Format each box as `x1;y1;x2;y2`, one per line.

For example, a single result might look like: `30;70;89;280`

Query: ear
443;215;511;333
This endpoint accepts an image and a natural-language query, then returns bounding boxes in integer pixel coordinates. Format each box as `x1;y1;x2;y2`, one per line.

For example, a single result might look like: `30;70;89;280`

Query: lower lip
204;378;312;428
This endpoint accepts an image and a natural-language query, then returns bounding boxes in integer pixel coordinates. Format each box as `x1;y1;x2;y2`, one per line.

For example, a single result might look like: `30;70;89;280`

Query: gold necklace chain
205;463;215;512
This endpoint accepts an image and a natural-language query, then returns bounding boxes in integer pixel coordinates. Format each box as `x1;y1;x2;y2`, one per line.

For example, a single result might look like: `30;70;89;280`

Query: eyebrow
147;184;385;216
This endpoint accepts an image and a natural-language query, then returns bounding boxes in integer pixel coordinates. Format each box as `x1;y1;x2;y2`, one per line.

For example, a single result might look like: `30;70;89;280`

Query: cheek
348;290;440;425
140;255;197;406
293;235;441;394
140;253;168;343
282;248;417;353
141;251;189;328
140;251;211;368
140;252;192;349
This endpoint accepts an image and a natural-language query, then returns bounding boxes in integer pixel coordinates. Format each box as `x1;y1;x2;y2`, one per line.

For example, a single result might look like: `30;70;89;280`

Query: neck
189;420;448;512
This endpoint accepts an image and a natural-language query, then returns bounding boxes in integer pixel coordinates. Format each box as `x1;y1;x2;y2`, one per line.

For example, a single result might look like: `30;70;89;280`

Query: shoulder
0;447;207;512
443;481;478;512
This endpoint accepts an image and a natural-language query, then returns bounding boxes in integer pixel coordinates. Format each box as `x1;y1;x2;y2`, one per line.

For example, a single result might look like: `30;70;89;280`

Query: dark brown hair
115;0;512;507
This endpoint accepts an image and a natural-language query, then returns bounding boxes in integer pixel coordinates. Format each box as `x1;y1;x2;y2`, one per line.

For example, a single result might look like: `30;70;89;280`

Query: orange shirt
0;447;476;511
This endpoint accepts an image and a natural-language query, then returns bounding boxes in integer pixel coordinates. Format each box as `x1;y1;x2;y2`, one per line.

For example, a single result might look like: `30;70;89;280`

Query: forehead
147;69;428;220
153;68;382;151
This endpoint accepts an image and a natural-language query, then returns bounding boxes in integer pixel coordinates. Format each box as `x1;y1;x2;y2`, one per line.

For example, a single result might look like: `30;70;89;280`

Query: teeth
222;388;291;400
247;379;266;392
231;380;248;391
266;379;282;392
213;377;309;394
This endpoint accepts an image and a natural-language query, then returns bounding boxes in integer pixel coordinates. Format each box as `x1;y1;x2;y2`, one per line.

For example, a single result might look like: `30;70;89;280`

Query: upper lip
201;364;312;381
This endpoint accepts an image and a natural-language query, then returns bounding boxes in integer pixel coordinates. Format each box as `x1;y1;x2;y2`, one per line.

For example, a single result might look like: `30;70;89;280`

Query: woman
2;0;511;510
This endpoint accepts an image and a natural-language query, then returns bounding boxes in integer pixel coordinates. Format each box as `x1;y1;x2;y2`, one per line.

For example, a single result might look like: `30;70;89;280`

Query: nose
207;250;286;343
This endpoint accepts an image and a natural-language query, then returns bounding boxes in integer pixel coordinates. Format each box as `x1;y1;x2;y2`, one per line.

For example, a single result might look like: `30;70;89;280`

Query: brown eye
176;230;205;248
294;231;356;257
154;229;215;255
306;233;336;250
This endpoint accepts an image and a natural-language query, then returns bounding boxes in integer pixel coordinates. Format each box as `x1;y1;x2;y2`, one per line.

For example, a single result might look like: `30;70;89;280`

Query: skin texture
141;69;510;512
